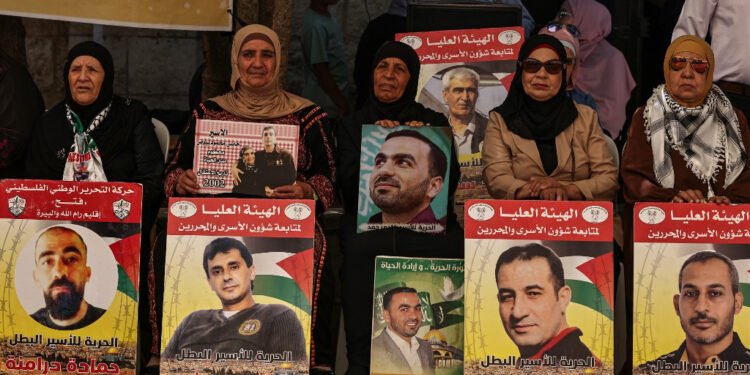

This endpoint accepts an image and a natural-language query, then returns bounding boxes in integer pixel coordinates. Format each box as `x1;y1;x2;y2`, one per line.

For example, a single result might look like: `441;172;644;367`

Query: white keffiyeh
643;84;746;197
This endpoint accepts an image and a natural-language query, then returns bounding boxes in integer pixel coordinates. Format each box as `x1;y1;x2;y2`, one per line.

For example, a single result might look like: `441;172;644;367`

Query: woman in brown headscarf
163;24;337;371
622;35;750;204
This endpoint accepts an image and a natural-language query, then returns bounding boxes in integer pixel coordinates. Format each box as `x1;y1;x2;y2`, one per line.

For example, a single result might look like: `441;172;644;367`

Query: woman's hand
176;169;200;195
403;120;429;127
672;189;706;203
539;187;568;201
231;160;243;186
375;119;400;128
269;182;314;200
528;177;562;197
708;195;732;204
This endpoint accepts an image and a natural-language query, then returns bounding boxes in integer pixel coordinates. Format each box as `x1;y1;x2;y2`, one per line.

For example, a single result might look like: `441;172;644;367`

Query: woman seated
482;34;618;201
25;41;164;211
163;24;336;371
337;41;463;374
622;35;750;204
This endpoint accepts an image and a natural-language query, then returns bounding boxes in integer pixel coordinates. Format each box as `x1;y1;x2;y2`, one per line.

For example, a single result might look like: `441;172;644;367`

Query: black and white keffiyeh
643;84;746;196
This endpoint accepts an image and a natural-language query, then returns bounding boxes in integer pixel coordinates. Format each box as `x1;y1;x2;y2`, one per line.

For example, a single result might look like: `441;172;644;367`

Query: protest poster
371;256;464;375
464;200;614;374
357;125;453;234
633;203;750;374
193;119;299;196
0;179;142;374
397;27;523;203
160;198;314;374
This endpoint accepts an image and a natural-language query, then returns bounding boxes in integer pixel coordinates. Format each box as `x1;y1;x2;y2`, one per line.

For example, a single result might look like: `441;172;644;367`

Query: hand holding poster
0;179;142;374
193;120;299;195
160;198;314;374
633;203;750;373
371;256;464;375
397;27;523;203
358;125;453;234
464;200;614;374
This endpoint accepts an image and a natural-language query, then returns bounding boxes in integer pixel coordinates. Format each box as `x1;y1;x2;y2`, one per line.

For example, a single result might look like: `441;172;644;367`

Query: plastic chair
152;118;170;163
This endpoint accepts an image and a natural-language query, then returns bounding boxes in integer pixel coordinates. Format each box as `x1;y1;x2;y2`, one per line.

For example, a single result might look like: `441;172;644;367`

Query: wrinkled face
497;258;570;348
521;48;564;102
373;57;411;103
667;51;708;105
369;137;442;215
207;249;255;308
33;228;91;319
674;259;741;346
68;55;105;106
242;149;255;165
383;292;423;341
262;128;276;148
238;38;276;88
443;77;479;118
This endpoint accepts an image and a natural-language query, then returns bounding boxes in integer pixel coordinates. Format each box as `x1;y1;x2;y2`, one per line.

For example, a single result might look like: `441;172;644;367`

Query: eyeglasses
669;56;709;74
519;58;565;75
545;22;581;38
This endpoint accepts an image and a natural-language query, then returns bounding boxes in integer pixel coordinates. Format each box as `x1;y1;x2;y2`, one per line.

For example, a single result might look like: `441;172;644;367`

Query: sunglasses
545;22;581;38
669;56;709;74
519;58;565;75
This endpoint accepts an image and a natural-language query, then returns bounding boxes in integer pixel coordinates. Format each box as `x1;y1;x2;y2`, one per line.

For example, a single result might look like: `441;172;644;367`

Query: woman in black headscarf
25;41;164;211
337;41;463;375
482;34;617;201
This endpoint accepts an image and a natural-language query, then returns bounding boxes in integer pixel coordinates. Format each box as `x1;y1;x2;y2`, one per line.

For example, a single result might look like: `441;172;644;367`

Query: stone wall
20;0;393;112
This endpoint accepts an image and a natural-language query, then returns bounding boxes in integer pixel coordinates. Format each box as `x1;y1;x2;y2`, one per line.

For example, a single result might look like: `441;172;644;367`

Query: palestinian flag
710;245;750;307
81;221;141;302
543;241;615;320
243;237;314;314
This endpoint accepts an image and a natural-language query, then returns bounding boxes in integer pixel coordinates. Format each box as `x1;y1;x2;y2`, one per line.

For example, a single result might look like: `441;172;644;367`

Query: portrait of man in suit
371;286;435;375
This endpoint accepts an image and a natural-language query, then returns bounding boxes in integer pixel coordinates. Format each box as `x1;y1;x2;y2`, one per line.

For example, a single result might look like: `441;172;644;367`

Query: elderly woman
622;35;750;204
556;0;635;139
337;41;463;374
163;24;336;371
483;35;618;202
25;41;164;208
539;23;598;112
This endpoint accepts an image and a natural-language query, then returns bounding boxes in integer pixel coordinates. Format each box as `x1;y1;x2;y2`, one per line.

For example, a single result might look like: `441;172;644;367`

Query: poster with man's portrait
193;120;299;196
397;27;523;204
633;203;750;374
464;200;614;374
358;125;453;234
160;198;314;375
371;256;464;375
0;180;142;374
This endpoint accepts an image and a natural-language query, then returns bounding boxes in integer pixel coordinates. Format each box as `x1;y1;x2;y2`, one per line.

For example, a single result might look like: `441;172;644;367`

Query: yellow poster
0;0;232;31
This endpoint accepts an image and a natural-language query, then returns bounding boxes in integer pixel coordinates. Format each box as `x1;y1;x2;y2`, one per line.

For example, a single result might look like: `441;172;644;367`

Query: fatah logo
238;319;261;336
113;199;131;220
8;195;26;217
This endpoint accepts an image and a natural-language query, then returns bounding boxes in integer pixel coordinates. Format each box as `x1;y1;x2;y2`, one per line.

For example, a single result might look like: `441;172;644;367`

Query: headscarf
64;41;114;125
663;35;715;107
565;0;635;138
538;26;580;91
360;41;437;123
643;36;746;194
387;0;407;17
62;41;115;182
212;24;313;120
494;35;579;175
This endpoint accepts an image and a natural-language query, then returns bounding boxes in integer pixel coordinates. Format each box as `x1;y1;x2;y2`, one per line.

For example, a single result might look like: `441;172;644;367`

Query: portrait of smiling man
162;237;306;362
367;129;447;227
371;287;434;375
31;226;106;330
495;243;597;362
641;251;750;368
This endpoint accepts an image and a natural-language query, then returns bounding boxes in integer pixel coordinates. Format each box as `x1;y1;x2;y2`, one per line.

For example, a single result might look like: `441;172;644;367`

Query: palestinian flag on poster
711;245;750;307
90;222;141;302
545;241;615;320
252;246;314;314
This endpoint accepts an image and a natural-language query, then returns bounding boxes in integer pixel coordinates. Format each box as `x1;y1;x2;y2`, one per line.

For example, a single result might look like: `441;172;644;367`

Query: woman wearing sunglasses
482;35;617;201
622;35;750;205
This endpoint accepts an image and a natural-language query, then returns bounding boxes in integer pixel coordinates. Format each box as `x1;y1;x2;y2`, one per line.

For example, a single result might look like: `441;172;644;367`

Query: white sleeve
671;0;717;40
